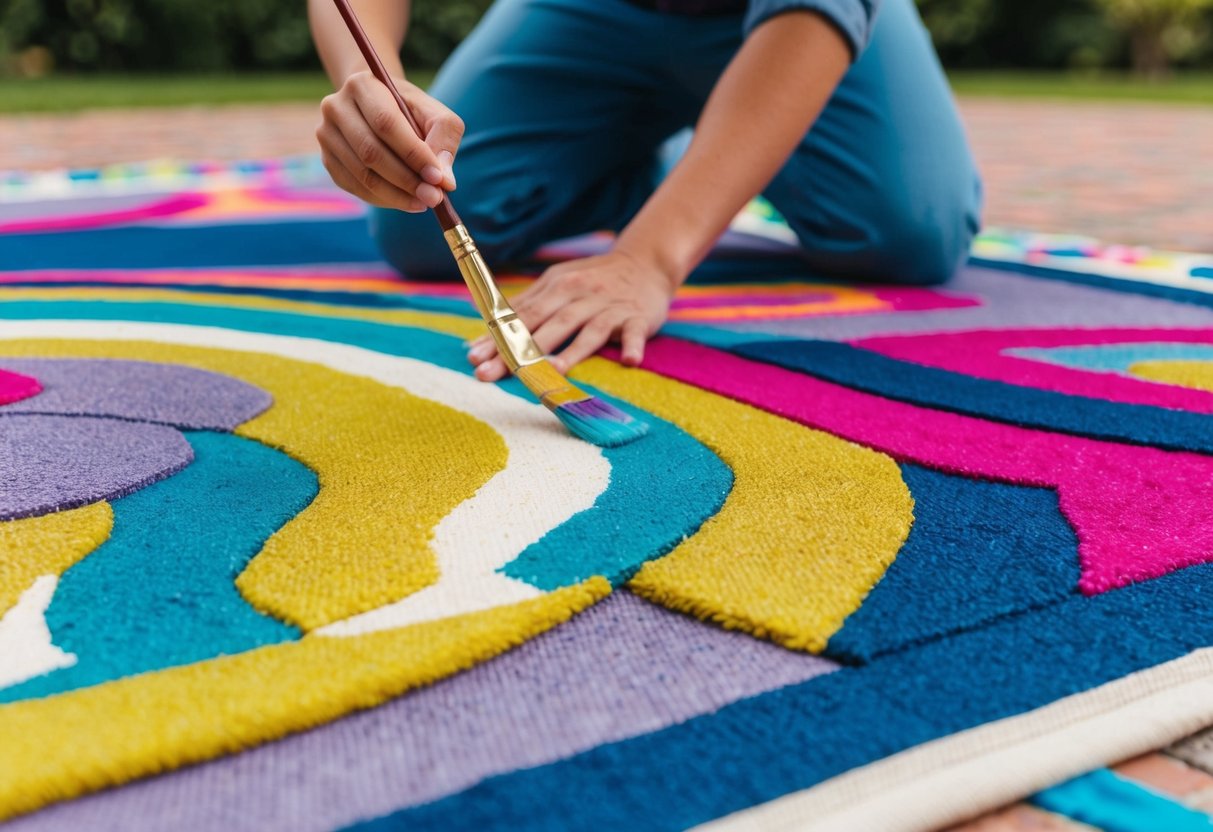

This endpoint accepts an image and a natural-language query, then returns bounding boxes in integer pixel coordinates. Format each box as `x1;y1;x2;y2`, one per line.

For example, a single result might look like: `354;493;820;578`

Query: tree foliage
916;0;1213;71
0;0;492;75
1;0;1210;76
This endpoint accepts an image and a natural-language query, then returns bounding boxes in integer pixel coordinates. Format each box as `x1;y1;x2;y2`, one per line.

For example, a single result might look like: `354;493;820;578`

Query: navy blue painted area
0;431;313;703
0;219;379;269
0;298;731;596
969;256;1213;311
827;465;1081;663
345;562;1213;832
733;339;1213;453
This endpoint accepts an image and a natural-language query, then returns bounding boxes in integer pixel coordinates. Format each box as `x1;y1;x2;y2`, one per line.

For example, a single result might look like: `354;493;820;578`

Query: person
309;0;981;381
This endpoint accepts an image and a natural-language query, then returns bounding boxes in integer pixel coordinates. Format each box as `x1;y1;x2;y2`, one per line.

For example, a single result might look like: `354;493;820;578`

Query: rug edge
692;647;1213;832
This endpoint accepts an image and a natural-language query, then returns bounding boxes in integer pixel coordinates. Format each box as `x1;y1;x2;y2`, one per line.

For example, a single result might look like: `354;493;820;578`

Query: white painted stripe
693;649;1213;832
0;321;610;636
0;575;77;688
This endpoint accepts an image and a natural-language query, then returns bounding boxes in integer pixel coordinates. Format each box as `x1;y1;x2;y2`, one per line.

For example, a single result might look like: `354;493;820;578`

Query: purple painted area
0;414;193;520
719;265;1213;340
559;396;636;423
4;591;837;832
0;193;173;224
0;358;271;430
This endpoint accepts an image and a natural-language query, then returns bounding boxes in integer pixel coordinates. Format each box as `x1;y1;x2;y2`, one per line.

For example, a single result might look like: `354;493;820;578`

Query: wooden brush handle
329;0;462;231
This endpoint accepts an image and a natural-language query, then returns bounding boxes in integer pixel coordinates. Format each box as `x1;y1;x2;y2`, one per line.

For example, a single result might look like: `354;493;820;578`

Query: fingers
619;317;648;366
469;299;600;382
474;355;510;383
318;73;465;209
346;74;447;189
410;94;464;190
530;299;602;357
552;311;628;372
317;122;427;213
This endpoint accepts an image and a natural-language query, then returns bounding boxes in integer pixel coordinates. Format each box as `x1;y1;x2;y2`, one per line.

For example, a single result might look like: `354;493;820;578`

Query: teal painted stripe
1031;769;1213;831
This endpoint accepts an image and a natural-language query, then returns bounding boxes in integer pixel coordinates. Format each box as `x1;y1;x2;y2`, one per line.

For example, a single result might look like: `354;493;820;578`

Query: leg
762;0;983;285
372;0;707;279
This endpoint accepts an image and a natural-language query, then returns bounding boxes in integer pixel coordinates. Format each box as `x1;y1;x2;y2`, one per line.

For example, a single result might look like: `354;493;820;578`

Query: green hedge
2;0;1211;76
0;0;492;74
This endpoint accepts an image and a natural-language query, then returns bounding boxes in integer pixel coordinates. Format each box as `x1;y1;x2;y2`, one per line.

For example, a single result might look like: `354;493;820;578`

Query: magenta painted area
854;328;1213;414
0;367;41;405
870;286;981;312
637;337;1213;596
0;194;210;234
666;285;978;316
672;292;838;310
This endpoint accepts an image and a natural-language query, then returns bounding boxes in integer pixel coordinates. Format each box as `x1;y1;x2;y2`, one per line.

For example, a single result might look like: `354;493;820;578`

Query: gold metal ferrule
444;224;543;372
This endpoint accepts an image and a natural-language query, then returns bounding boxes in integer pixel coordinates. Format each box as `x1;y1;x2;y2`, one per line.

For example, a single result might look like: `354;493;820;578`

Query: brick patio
3;96;1210;251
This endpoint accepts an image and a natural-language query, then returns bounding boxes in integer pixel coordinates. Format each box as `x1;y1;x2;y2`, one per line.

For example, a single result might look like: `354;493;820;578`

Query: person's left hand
467;248;677;382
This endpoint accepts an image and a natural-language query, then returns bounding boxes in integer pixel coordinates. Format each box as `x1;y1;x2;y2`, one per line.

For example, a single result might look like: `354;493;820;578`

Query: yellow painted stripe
1;290;914;652
0;578;609;821
0;339;505;631
0;503;113;617
574;359;914;653
1129;360;1213;393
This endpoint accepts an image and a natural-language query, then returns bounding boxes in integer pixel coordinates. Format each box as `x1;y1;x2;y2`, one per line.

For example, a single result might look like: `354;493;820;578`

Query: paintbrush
329;0;648;447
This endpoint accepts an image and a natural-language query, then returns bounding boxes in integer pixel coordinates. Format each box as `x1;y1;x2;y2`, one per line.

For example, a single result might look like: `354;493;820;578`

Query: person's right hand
316;71;462;213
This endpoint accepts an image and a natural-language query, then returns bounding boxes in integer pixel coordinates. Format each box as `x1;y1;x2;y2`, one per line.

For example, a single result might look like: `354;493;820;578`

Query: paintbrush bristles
515;360;648;448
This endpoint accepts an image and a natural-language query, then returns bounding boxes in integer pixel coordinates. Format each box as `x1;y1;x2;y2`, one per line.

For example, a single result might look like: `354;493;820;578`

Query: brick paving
2;96;1210;251
950;753;1213;831
2;95;1212;829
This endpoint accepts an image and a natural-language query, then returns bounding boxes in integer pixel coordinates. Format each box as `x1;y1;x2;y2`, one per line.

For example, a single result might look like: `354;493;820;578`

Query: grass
0;69;1209;113
946;70;1213;104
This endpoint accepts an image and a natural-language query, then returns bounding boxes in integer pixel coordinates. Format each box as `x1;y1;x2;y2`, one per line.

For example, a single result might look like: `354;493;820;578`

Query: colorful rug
5;158;1213;832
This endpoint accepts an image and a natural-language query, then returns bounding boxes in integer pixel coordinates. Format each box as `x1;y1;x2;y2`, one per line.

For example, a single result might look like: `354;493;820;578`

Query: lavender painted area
4;591;837;832
0;358;271;430
718;265;1213;340
0;414;192;520
0;193;172;224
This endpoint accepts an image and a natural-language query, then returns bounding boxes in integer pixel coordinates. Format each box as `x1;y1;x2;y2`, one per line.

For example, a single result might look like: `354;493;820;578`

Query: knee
868;173;983;286
369;206;460;280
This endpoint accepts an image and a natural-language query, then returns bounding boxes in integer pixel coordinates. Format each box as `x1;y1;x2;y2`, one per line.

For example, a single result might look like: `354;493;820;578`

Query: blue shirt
628;0;879;59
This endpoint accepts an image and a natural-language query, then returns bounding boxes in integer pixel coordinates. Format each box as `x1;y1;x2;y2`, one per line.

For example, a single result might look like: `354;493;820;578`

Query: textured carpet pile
4;158;1213;831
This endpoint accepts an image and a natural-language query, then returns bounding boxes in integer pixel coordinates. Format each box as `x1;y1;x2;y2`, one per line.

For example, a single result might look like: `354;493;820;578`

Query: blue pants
372;0;982;285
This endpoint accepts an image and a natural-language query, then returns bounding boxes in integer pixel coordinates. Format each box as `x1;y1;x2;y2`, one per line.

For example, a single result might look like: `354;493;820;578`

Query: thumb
423;112;463;191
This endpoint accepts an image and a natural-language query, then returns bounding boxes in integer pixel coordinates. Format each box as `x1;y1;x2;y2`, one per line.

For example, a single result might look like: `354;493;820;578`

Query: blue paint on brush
554;396;649;448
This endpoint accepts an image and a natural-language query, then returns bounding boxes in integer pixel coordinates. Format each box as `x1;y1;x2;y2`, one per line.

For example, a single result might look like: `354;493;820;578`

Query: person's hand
467;248;677;382
316;71;461;212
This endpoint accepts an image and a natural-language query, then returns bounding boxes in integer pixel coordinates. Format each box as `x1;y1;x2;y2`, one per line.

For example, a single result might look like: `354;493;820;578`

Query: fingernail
420;165;443;186
416;183;442;207
437;151;456;188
